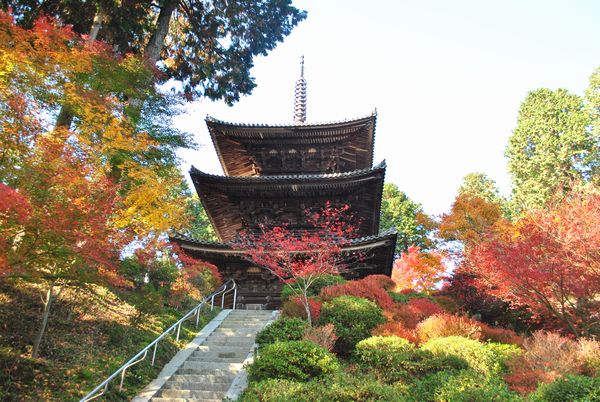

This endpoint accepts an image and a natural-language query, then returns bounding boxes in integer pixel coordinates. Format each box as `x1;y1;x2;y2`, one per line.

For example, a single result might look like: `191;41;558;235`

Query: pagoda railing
80;279;237;402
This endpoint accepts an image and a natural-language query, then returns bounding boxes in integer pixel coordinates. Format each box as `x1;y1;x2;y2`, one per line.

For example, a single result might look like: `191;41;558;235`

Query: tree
379;183;436;254
458;172;505;206
234;203;359;326
391;246;447;293
438;194;503;247
0;13;192;357
3;0;307;104
464;191;600;337
182;195;218;242
506;87;598;212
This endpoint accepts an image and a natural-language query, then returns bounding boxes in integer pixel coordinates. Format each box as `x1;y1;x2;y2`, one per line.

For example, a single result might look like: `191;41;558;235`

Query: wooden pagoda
171;59;397;309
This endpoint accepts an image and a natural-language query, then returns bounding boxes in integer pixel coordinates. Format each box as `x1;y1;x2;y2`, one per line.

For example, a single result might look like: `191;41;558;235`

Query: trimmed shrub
303;323;338;352
355;336;416;380
407;297;445;318
578;338;600;377
530;375;600;402
480;323;524;345
432;370;521;402
372;321;419;344
355;336;467;382
485;342;523;371
280;274;346;302
416;313;482;343
319;296;385;353
384;298;445;330
240;374;407;402
320;279;394;310
421;336;502;376
255;317;308;347
247;340;339;382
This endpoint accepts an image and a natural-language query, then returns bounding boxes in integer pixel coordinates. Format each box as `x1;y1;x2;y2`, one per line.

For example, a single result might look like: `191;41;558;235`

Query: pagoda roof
190;162;387;242
170;229;398;276
206;112;377;176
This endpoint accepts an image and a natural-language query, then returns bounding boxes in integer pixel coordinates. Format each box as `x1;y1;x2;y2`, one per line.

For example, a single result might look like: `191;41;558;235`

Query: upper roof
190;161;387;242
206;112;377;176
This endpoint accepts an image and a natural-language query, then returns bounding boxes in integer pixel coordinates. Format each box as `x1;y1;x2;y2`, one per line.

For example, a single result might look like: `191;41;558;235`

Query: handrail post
119;368;127;391
176;322;181;342
211;295;215;311
233;285;237;310
195;306;201;328
151;342;158;366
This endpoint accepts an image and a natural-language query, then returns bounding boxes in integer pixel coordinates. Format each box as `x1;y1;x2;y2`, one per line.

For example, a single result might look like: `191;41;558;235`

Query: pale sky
175;0;600;216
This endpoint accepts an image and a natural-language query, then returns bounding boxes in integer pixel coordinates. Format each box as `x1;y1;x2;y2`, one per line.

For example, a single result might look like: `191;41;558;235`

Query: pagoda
171;58;397;309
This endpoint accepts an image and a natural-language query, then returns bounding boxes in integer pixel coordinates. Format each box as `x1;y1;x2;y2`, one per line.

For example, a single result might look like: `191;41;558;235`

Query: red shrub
504;368;557;395
320;279;394;310
385;305;420;329
303;323;338;351
281;296;322;322
372;321;418;344
407;298;444;319
480;323;523;345
361;274;396;291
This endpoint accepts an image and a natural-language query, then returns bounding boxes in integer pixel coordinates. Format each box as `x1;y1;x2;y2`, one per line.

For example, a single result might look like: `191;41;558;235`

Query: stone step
196;345;250;353
151;399;221;402
158;389;226;399
163;380;230;391
167;374;236;383
182;361;244;372
217;323;266;329
211;330;257;337
176;367;239;376
202;340;255;348
191;350;248;359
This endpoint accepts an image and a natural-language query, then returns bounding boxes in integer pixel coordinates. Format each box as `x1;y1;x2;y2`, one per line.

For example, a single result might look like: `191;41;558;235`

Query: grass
0;280;217;401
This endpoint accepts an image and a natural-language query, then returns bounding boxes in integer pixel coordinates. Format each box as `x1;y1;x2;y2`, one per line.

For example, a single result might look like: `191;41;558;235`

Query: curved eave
206;112;377;176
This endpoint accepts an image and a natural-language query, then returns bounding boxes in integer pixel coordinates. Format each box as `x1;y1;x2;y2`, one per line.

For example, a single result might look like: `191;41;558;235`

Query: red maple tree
464;191;600;337
234;202;359;325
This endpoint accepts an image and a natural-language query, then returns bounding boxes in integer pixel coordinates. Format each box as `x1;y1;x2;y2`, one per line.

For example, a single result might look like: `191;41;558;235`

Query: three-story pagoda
171;58;397;309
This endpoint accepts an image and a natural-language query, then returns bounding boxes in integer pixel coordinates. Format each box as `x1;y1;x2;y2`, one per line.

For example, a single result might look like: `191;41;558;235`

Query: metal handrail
80;279;237;402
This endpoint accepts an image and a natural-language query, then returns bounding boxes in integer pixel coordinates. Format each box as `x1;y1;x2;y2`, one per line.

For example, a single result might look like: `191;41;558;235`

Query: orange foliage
438;194;503;246
392;246;447;292
415;314;482;343
281;296;322;322
361;274;396;291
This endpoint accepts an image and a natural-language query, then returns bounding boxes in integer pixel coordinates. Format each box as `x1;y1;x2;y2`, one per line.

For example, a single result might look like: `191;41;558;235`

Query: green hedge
530;375;600;402
248;340;340;382
255;317;308;347
319;296;385;353
355;336;467;382
240;374;407;402
421;336;504;376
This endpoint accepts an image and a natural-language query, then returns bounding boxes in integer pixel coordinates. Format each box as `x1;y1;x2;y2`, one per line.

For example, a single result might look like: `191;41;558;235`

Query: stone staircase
134;309;274;402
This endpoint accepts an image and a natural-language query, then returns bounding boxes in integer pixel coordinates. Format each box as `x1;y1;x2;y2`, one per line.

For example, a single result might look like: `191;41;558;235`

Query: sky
175;0;600;216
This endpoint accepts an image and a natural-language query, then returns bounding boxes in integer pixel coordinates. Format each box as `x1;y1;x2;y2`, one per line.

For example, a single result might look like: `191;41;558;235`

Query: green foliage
182;195;218;242
355;336;467;382
388;291;433;304
280;274;346;302
421;336;503;376
379;183;435;253
411;369;521;402
247;340;339;382
530;375;600;402
241;374;407;402
506;88;598;211
319;296;385;353
255;317;308;347
484;342;523;371
458;173;505;205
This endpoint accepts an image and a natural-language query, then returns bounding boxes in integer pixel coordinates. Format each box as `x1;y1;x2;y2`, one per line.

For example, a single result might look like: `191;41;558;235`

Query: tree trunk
302;291;312;327
31;285;56;358
144;0;178;63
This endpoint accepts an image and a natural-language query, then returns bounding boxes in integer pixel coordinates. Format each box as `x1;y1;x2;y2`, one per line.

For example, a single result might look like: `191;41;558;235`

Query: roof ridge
205;110;377;128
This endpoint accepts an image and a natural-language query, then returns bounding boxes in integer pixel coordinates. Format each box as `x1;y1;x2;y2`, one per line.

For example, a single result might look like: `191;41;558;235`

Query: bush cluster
320;278;394;310
319;295;385;353
254;317;308;347
421;336;503;376
280;274;346;302
247;340;339;382
416;313;482;343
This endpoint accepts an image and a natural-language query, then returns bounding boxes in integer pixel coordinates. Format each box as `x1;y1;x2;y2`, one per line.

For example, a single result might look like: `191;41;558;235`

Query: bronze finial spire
293;55;307;123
